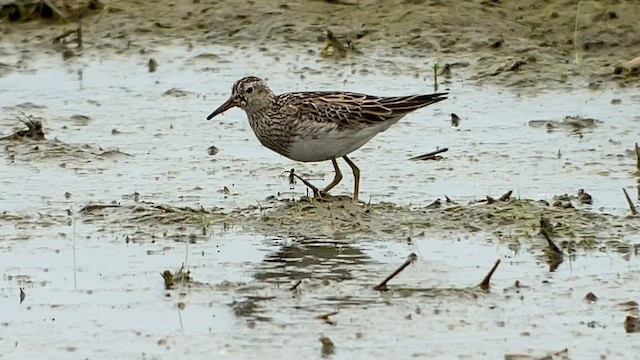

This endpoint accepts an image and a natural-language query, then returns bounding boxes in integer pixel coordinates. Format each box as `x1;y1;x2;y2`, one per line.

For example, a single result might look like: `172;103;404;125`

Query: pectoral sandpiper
207;76;447;201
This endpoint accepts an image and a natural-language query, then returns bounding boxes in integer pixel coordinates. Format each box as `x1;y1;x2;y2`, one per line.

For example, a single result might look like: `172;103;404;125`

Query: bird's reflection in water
254;237;371;283
230;238;372;322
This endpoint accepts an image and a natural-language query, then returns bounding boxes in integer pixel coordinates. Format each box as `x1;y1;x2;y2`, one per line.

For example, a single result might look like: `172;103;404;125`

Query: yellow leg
343;155;360;201
321;158;343;194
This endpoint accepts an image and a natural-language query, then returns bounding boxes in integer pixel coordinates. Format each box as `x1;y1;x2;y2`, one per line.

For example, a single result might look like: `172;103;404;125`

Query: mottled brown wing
281;91;448;129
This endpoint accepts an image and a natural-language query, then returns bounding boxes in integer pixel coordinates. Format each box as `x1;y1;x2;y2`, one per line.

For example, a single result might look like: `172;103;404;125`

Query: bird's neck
244;94;274;118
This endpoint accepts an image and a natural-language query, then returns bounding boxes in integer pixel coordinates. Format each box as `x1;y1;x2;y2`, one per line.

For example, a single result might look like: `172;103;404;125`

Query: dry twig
316;311;339;325
289;280;302;291
622;188;637;215
498;190;513;201
409;147;448;161
478;259;501;291
374;253;417;291
635;142;640;174
541;229;563;255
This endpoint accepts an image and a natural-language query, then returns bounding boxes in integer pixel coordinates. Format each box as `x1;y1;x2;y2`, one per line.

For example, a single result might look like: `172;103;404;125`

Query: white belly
286;122;393;162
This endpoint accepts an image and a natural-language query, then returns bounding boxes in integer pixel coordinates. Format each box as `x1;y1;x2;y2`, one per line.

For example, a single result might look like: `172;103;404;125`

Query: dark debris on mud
0;0;102;22
1;113;131;164
0;116;45;141
1;117;132;165
374;253;501;298
4;139;131;164
528;115;602;137
1;209;73;242
79;192;640;254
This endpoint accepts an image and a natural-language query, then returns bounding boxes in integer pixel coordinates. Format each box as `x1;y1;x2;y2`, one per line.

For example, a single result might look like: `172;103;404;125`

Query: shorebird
207;76;447;201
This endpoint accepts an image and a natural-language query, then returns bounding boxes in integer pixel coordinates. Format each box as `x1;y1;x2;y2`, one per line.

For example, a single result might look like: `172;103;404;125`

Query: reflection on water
255;237;371;283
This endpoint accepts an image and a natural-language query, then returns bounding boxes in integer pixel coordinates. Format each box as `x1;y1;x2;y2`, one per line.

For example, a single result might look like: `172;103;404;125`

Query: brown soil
2;0;639;88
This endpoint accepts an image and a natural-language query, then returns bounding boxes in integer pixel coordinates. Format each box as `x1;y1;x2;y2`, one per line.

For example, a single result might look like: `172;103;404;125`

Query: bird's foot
287;170;324;198
285;169;355;203
315;190;336;202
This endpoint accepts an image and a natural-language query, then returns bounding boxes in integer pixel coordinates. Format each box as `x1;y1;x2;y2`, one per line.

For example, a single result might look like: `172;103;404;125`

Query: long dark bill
206;96;238;120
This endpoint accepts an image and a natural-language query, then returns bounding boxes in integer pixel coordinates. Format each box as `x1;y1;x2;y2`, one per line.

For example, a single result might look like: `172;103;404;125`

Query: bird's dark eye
246;86;254;94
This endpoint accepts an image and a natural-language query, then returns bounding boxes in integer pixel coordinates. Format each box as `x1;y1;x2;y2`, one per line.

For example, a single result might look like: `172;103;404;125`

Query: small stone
319;336;335;356
148;59;158;73
584;292;598;302
577;189;593;205
624;316;639;333
62;49;75;60
490;39;503;48
450;113;460;127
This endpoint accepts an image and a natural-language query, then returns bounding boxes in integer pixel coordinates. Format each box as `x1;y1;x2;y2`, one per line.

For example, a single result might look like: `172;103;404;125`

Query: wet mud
79;195;640;254
2;1;640;359
2;0;640;89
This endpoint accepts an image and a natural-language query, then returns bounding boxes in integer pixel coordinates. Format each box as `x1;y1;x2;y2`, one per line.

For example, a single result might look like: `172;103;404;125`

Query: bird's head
207;76;273;120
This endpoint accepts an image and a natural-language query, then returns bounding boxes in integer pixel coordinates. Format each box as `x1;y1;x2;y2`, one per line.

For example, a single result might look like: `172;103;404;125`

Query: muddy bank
1;115;131;170
79;195;640;255
2;0;639;88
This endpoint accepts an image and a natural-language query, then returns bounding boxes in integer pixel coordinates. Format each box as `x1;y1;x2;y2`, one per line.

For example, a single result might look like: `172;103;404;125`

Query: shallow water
1;44;639;359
